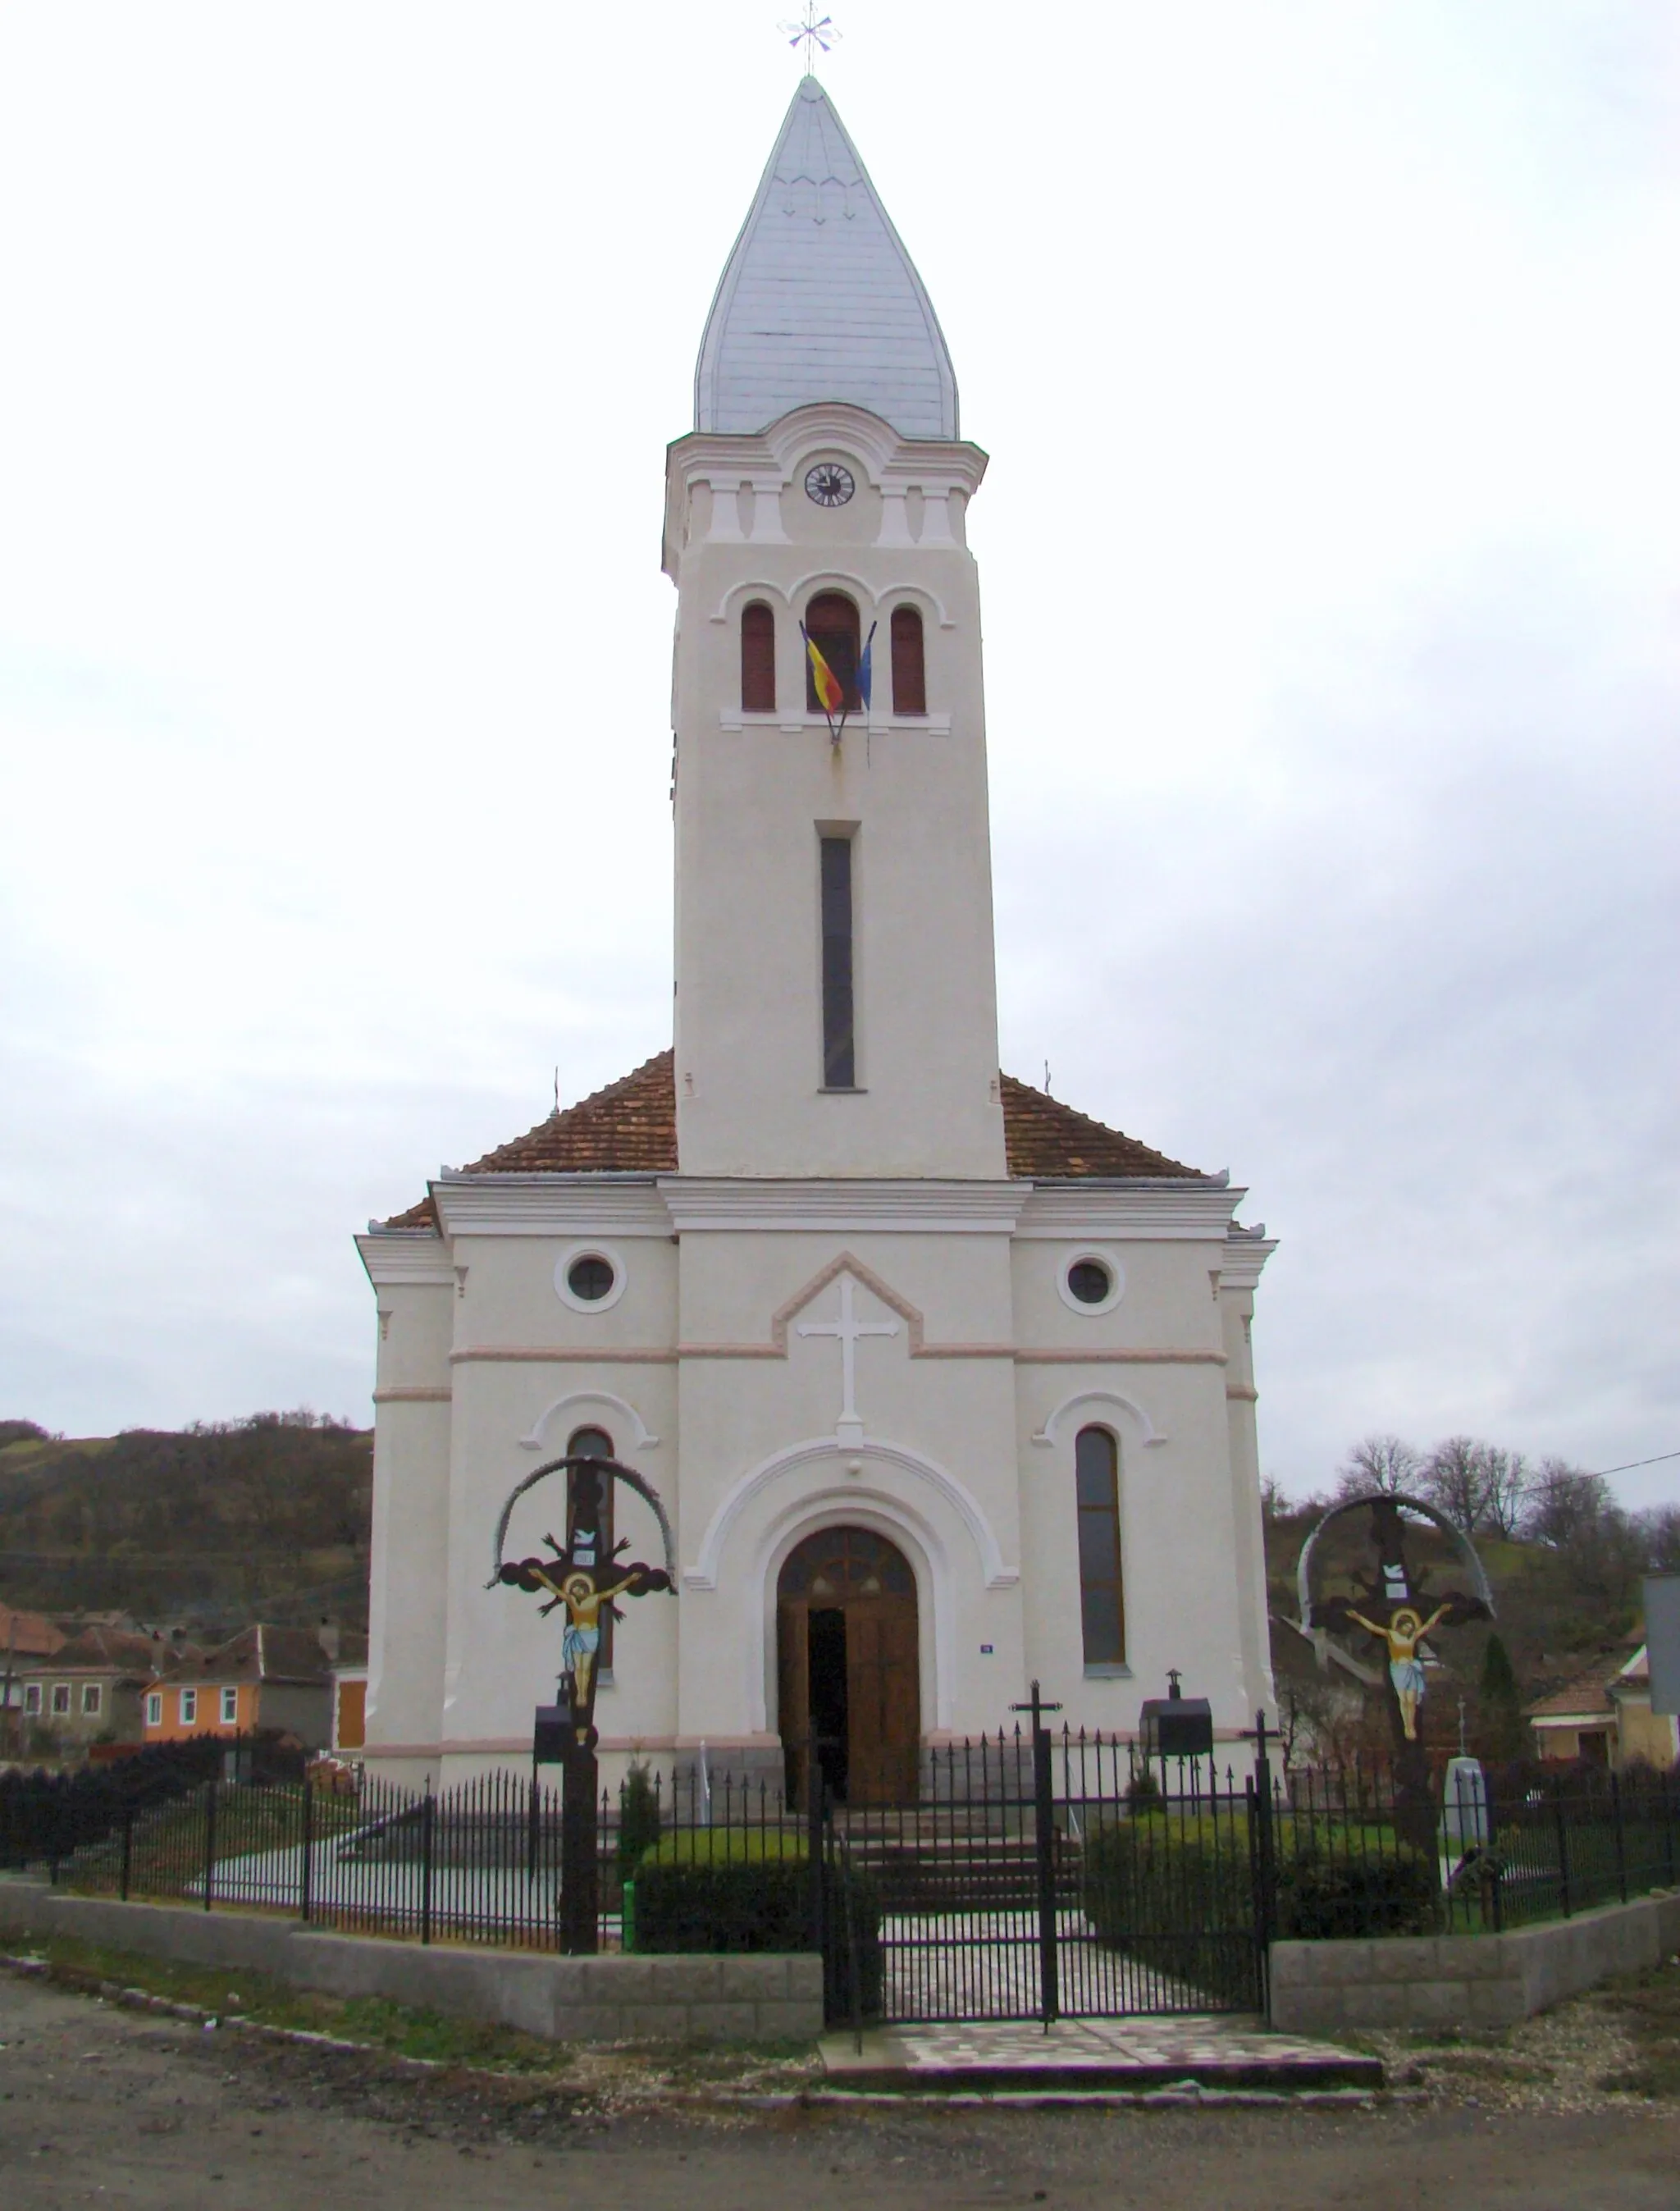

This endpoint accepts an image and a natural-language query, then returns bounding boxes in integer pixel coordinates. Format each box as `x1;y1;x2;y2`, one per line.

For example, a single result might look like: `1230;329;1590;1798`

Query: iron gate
816;1716;1275;2024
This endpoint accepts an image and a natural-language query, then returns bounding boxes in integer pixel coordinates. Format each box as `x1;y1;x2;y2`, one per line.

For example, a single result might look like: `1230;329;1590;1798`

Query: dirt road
4;1971;1679;2210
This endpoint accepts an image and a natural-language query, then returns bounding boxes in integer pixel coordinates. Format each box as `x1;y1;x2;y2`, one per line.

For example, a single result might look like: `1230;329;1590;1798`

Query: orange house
143;1624;353;1752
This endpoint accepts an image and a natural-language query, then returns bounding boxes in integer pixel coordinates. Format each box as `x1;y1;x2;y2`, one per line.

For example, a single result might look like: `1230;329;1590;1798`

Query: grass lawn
0;1925;820;2092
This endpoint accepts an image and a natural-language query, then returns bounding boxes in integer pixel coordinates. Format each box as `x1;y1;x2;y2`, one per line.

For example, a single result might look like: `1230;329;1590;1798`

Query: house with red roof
16;1625;162;1749
143;1624;365;1752
1528;1647;1680;1770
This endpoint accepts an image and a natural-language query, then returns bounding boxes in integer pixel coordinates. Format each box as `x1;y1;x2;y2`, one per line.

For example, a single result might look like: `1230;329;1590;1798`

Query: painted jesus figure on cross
798;1271;898;1442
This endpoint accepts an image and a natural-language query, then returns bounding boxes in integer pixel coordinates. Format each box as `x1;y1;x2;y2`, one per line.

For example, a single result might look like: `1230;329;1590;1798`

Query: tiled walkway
820;2013;1382;2092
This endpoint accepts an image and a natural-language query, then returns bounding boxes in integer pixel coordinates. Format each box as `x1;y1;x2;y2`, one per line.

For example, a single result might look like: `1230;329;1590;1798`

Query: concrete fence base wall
0;1878;823;2044
1271;1891;1680;2035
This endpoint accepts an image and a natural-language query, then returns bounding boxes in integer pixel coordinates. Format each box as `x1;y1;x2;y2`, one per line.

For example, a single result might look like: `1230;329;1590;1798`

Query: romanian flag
801;627;845;715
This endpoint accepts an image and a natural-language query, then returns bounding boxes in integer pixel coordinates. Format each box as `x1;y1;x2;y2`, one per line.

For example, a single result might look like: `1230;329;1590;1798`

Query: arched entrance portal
777;1527;920;1806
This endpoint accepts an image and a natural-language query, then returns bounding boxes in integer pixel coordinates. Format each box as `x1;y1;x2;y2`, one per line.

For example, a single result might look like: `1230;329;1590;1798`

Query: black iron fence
12;1728;1678;2026
1431;1761;1680;1933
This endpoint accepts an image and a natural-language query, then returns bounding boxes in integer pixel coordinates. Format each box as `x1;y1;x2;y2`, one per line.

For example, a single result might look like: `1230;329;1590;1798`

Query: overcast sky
1;2;1675;1508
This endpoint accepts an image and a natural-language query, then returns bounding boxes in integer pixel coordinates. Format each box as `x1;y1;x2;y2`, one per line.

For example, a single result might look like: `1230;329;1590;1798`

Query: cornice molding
430;1179;673;1240
372;1386;451;1404
355;1235;454;1289
1015;1186;1241;1241
1217;1231;1281;1290
658;1178;1022;1235
718;708;953;737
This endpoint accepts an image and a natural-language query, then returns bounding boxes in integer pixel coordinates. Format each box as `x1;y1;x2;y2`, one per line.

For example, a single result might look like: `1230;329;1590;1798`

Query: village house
142;1624;363;1752
16;1625;161;1749
1527;1646;1679;1770
2;1602;68;1751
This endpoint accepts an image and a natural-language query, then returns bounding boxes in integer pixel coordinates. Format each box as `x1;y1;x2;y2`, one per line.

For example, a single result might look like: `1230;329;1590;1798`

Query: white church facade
357;76;1277;1798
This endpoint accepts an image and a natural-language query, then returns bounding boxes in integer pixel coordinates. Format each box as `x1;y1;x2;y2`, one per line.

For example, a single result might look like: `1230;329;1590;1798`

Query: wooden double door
777;1527;920;1806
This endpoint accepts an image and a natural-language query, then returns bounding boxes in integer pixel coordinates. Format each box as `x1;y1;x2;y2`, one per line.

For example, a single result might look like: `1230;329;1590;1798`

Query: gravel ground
1362;1951;1680;2114
7;1963;1680;2209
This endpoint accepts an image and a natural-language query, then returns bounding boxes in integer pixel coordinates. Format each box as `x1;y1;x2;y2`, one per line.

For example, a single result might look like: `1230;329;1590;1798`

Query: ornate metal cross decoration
778;7;842;71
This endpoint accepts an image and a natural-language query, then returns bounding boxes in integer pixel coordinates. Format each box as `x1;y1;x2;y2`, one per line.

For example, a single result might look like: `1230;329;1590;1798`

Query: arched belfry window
741;601;776;712
804;592;861;711
1075;1427;1125;1665
568;1425;615;1671
890;605;926;715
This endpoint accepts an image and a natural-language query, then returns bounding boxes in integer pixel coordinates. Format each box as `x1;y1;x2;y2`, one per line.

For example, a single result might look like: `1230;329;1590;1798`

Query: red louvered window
741;601;776;712
890;605;926;715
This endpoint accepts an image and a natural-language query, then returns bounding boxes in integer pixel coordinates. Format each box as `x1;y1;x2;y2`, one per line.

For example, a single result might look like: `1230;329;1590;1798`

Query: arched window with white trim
804;591;862;710
1075;1426;1125;1665
741;601;775;710
890;604;925;715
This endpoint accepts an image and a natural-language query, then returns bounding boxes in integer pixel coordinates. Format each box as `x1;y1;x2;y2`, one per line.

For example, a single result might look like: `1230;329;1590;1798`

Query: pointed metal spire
695;75;959;439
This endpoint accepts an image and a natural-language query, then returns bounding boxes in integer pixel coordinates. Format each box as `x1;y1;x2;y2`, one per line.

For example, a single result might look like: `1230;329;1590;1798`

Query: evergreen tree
1478;1633;1527;1764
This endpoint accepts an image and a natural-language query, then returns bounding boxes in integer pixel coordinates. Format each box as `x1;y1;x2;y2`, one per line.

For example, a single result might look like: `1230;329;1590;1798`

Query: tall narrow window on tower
890;605;926;715
1075;1427;1125;1665
741;601;776;711
805;592;862;711
819;834;856;1089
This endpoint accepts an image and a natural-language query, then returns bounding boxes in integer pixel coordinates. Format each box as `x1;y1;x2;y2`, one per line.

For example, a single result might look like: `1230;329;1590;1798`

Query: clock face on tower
804;461;855;509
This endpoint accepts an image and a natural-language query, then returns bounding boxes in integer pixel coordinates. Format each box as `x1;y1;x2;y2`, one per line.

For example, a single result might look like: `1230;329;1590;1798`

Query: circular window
1057;1249;1126;1318
567;1255;614;1302
554;1245;627;1314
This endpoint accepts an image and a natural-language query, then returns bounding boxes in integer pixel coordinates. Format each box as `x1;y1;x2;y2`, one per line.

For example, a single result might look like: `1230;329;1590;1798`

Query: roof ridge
378;1048;1203;1225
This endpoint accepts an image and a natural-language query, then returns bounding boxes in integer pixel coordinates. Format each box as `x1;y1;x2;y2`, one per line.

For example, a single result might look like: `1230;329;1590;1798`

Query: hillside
1262;1488;1669;1762
0;1414;372;1634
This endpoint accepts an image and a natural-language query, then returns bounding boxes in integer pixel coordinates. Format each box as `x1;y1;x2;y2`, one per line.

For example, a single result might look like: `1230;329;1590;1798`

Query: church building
357;76;1277;1798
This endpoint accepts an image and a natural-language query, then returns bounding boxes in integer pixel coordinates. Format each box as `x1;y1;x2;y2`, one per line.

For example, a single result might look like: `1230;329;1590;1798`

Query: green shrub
1081;1807;1441;1996
1082;1811;1259;2007
641;1825;806;1866
633;1828;883;2017
1276;1846;1439;1938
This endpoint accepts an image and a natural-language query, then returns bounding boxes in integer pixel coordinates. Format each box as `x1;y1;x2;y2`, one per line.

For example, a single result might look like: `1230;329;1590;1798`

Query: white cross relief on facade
796;1272;898;1443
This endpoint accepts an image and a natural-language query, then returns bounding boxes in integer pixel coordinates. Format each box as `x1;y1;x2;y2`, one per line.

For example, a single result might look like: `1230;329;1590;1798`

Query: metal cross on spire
778;6;842;72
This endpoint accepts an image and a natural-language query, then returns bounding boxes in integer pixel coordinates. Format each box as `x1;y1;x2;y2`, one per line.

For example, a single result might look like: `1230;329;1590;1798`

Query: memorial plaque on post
1139;1670;1215;1760
532;1705;574;1763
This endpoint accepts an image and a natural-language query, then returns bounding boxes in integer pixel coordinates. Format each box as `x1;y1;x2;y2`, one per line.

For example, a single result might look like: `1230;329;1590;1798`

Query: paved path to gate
820;2013;1382;2092
879;1906;1219;2020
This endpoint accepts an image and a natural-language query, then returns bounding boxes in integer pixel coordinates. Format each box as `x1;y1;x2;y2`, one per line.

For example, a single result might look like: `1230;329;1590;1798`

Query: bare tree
1522;1458;1613;1548
1335;1433;1425;1501
1637;1503;1680;1574
1422;1435;1487;1530
1477;1446;1531;1539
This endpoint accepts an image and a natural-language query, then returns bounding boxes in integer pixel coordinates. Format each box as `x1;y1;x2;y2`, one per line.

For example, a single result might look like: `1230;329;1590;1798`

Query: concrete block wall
0;1879;823;2044
1271;1892;1680;2035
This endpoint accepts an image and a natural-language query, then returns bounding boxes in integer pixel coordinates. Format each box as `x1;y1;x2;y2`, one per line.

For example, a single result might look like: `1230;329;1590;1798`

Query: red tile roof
1526;1660;1622;1723
159;1624;350;1687
0;1602;65;1660
381;1048;1203;1230
997;1074;1199;1180
28;1625;161;1678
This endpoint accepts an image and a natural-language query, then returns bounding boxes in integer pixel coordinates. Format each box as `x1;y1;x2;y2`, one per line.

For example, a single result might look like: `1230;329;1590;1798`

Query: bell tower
664;78;1006;1181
